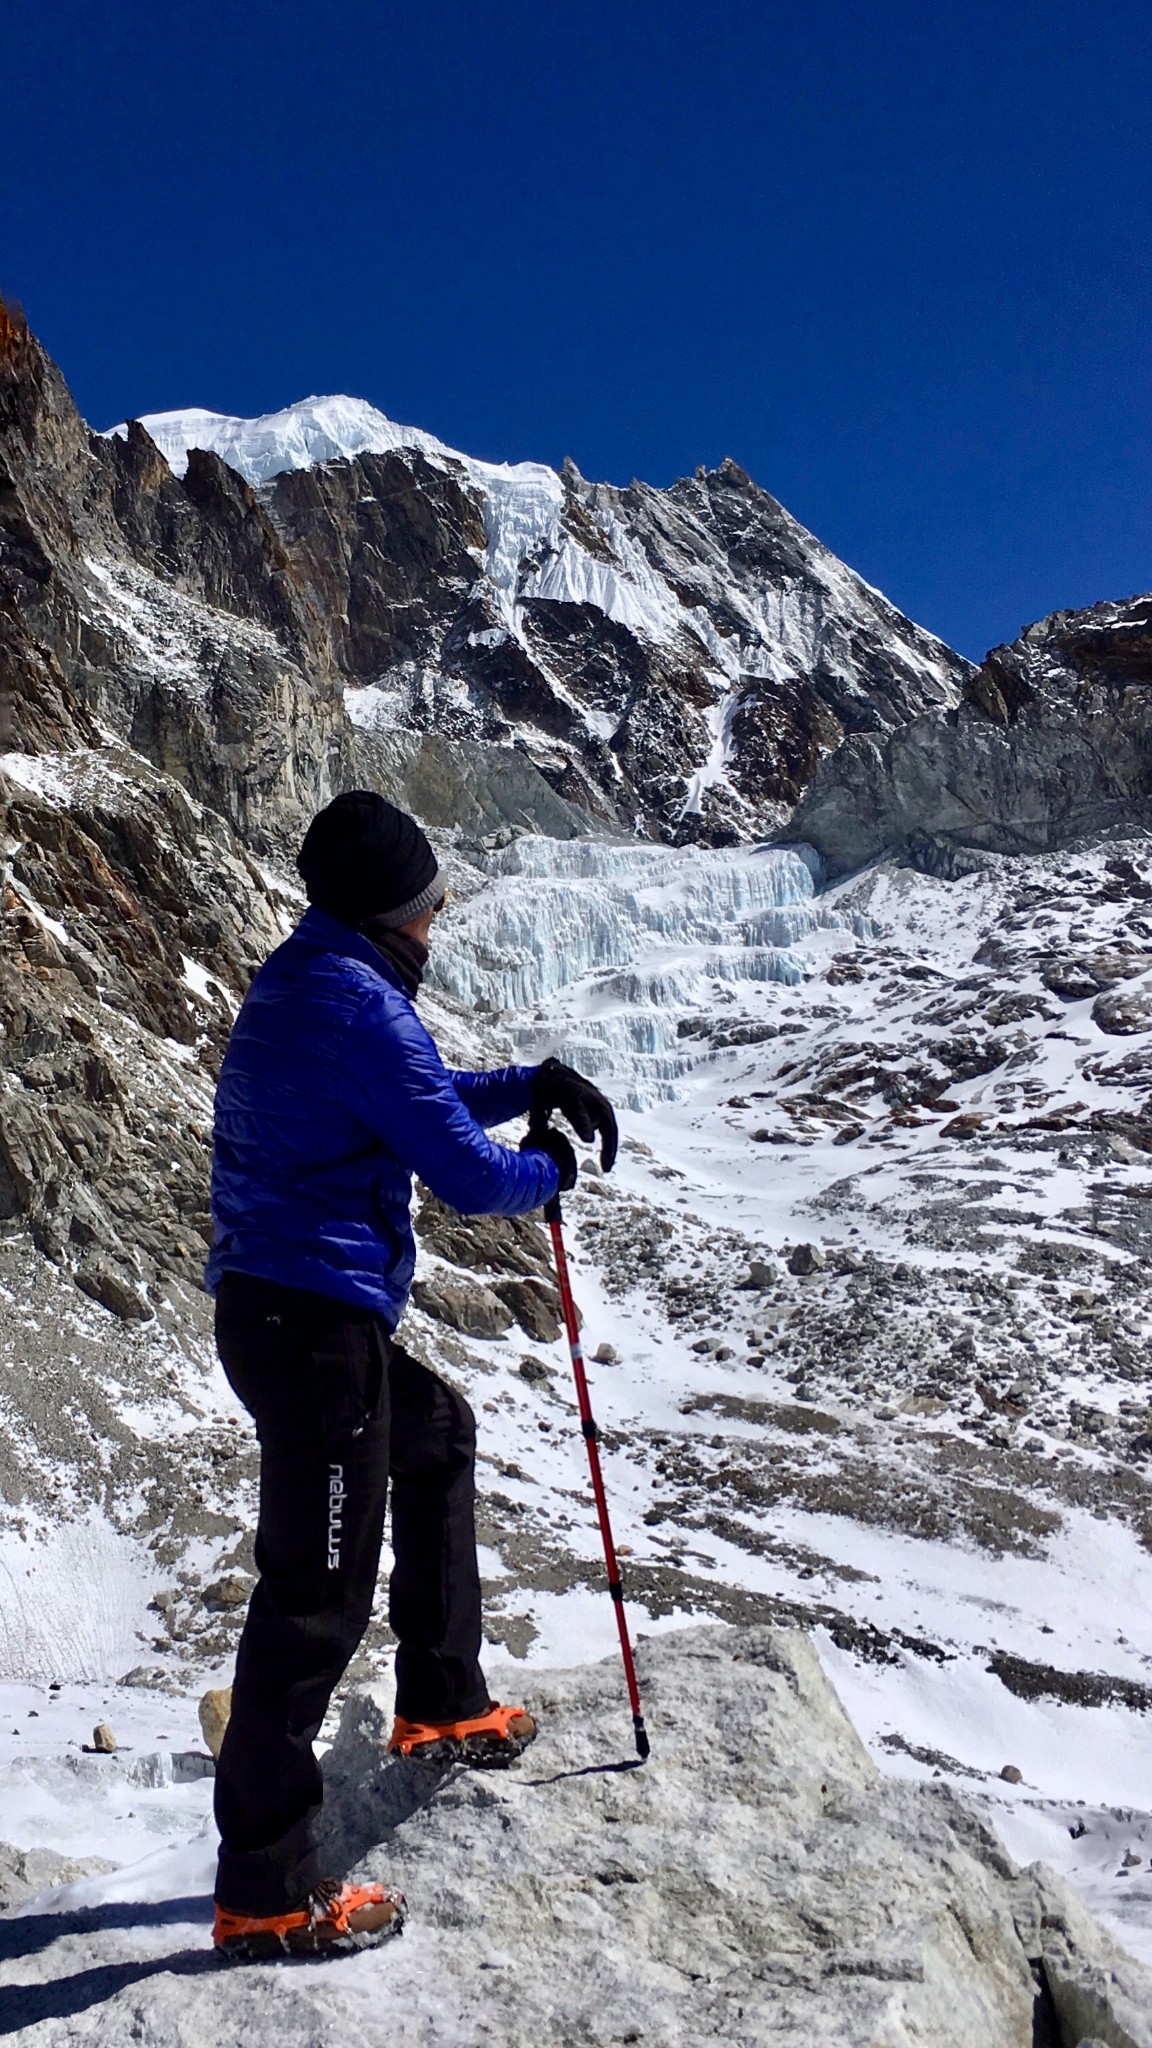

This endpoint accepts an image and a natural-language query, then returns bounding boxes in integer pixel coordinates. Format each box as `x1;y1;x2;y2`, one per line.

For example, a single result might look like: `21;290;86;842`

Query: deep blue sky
5;0;1150;658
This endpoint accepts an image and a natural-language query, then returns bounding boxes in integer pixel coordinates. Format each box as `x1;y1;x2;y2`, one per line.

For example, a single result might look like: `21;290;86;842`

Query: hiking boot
213;1878;406;1961
388;1700;537;1767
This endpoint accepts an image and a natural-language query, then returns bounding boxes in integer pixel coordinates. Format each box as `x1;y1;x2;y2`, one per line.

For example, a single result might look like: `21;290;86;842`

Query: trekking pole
543;1186;650;1761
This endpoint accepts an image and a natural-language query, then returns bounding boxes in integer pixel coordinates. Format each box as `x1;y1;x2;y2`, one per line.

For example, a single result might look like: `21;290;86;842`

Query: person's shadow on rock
0;1897;217;2036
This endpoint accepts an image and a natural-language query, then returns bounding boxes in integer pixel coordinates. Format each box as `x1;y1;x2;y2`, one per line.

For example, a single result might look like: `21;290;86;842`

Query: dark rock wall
788;595;1152;877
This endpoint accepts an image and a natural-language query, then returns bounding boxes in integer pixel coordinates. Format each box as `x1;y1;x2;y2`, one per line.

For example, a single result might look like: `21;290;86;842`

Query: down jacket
205;907;559;1322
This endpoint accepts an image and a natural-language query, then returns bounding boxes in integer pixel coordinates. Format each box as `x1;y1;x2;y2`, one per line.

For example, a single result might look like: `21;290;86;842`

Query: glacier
432;836;863;1101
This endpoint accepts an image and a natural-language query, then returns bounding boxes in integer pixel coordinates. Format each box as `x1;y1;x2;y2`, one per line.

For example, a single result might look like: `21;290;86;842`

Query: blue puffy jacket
205;907;559;1323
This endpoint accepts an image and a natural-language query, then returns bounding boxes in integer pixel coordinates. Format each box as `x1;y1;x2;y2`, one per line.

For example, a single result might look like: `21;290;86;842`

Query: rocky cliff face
346;446;969;840
789;593;1152;877
101;378;970;843
0;305;349;847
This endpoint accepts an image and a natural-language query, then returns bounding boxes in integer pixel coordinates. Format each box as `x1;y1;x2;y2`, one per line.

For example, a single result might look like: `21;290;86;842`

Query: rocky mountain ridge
100;388;970;842
792;592;1152;876
1;298;969;856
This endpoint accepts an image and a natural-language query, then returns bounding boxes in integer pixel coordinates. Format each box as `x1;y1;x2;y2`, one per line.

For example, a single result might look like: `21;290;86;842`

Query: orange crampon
387;1700;537;1766
213;1878;406;1961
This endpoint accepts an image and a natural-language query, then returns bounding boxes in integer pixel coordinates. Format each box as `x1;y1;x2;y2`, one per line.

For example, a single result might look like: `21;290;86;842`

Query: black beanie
297;792;445;928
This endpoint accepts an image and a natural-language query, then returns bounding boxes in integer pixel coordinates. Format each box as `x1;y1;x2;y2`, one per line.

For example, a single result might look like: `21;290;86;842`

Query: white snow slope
103;396;453;485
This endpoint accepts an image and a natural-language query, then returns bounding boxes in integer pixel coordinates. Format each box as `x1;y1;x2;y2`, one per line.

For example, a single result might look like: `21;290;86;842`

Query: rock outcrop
321;453;970;840
789;593;1152;877
6;1627;1149;2045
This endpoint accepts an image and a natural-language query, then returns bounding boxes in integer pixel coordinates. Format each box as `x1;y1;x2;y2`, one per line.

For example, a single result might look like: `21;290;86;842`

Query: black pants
212;1272;487;1914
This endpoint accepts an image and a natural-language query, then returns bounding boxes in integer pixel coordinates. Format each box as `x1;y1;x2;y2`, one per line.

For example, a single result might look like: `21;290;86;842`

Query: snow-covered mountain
96;384;970;841
7;297;1152;2024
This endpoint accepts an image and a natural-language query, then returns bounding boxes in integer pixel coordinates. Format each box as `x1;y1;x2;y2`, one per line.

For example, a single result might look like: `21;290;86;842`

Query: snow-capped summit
104;393;452;484
102;387;970;842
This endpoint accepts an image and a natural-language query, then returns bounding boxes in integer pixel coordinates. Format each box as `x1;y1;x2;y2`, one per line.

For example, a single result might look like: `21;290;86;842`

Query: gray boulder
410;1276;515;1338
200;1574;253;1612
491;1276;563;1342
414;1192;554;1281
0;1840;117;1912
787;1241;827;1275
318;1625;1152;2047
8;1627;1152;2044
73;1256;151;1322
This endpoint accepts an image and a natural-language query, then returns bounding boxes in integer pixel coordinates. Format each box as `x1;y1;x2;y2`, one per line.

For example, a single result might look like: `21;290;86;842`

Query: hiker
204;791;617;1960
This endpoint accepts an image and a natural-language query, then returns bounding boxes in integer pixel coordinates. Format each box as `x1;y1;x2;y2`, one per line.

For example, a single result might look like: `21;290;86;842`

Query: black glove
520;1124;578;1192
529;1057;618;1171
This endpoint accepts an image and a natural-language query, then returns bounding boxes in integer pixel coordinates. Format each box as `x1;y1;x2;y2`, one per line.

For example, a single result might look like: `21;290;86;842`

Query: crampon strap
213;1880;389;1946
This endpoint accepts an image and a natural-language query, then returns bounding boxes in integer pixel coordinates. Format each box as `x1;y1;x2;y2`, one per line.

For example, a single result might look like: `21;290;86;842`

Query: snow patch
0;1515;159;1683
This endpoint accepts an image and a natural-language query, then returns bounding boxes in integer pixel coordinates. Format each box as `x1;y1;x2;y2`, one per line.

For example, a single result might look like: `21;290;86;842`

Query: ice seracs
432;835;862;1098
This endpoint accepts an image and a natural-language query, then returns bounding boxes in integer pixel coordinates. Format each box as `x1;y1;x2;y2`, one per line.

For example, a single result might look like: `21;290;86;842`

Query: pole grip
529;1104;563;1224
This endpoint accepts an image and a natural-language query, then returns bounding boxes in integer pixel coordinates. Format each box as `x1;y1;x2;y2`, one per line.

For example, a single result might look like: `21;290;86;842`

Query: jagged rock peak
98;380;968;840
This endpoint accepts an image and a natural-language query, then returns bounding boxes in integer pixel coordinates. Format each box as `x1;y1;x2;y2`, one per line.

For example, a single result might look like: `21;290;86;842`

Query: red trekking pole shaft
545;1192;649;1761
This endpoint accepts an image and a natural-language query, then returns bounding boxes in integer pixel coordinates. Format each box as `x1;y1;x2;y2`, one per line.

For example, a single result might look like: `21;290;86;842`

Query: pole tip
634;1718;650;1761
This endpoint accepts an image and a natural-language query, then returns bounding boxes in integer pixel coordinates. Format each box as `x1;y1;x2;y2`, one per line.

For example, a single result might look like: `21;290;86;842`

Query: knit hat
297;792;446;929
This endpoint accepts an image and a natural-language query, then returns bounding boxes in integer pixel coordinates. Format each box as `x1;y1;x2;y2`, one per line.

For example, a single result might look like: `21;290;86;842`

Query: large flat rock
3;1626;1150;2045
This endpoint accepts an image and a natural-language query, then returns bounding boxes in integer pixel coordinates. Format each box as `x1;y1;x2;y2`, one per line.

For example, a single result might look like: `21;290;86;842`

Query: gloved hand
520;1124;578;1192
529;1058;618;1171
